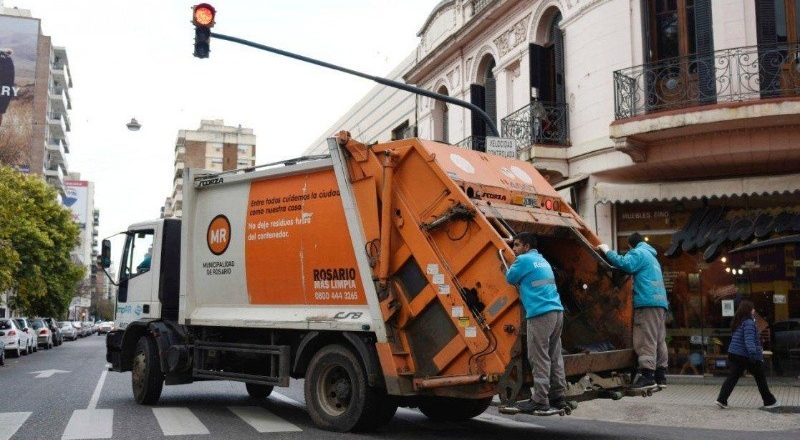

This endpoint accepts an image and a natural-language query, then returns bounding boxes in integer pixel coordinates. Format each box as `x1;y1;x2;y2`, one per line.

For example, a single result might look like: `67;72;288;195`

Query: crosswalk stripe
152;407;210;436
0;412;31;440
229;406;302;433
62;409;113;439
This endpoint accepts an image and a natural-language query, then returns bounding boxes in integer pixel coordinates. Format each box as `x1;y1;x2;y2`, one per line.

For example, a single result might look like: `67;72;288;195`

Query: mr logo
207;214;231;255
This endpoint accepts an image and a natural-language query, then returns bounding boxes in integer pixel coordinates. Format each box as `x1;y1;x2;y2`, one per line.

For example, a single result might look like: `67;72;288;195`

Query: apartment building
163;119;256;218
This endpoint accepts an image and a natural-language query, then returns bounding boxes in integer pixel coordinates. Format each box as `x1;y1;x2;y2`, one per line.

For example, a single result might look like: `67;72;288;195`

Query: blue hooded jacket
506;249;564;319
605;242;668;309
727;318;764;361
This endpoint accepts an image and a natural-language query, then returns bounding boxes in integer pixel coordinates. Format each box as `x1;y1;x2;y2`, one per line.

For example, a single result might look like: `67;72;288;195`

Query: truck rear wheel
304;344;389;432
245;383;274;399
132;336;164;405
418;396;492;421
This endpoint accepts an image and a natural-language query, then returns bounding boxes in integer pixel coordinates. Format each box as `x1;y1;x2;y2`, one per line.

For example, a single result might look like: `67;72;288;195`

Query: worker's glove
597;243;610;253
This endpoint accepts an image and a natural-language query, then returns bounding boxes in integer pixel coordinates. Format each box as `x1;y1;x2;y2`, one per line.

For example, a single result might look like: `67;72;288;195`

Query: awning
593;173;800;204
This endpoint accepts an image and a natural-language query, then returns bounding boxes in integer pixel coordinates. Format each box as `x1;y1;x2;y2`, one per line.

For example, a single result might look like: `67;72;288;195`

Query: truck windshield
120;230;154;279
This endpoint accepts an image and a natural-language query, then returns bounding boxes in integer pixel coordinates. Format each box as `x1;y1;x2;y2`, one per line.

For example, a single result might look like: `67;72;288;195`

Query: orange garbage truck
104;132;638;431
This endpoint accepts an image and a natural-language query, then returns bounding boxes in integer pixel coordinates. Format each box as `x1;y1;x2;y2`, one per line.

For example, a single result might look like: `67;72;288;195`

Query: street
0;336;797;440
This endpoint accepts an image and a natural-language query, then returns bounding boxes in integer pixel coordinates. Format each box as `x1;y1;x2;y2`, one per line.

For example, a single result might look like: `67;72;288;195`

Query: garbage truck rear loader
105;132;637;431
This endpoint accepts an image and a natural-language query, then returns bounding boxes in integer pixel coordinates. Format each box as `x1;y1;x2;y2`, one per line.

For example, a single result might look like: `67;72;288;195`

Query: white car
13;318;36;354
59;321;78;341
1;318;29;357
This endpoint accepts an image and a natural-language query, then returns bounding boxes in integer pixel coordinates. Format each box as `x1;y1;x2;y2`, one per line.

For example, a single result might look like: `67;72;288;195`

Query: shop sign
665;206;800;262
485;137;517;158
773;294;787;304
721;300;735;317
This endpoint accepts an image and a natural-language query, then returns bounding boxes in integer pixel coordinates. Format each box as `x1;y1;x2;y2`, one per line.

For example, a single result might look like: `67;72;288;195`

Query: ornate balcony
613;42;800;119
455;135;488;152
501;101;569;147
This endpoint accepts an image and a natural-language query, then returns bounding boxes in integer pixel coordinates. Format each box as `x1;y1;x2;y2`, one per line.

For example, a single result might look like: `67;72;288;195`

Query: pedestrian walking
598;232;669;389
715;300;780;409
505;232;571;415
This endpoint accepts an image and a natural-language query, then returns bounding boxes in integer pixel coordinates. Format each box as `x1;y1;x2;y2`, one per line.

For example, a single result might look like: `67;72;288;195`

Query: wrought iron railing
501;101;569;147
455;135;488;152
614;42;800;119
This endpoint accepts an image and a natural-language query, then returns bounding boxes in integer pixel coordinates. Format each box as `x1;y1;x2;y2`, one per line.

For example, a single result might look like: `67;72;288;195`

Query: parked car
773;319;800;355
29;318;53;350
13;318;36;353
59;321;78;341
43;318;63;346
98;321;114;335
71;321;84;338
1;318;28;357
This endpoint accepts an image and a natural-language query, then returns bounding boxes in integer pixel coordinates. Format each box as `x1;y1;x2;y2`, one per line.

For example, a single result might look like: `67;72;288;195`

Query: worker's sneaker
655;367;667;388
762;401;781;409
516;399;551;415
715;400;728;409
631;370;656;389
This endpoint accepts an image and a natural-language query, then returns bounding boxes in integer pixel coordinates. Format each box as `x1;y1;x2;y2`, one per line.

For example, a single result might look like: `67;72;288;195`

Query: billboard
64;180;89;225
0;15;39;169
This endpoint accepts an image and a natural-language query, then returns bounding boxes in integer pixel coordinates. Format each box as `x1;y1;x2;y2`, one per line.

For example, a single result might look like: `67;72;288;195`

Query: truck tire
245;383;273;399
132;336;164;405
304;344;389;432
418;396;492;421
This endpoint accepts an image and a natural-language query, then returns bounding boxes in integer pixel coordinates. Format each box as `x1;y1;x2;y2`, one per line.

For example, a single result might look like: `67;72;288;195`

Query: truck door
116;228;158;328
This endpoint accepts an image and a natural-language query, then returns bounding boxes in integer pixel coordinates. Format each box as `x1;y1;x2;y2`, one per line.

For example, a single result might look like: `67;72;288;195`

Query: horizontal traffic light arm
209;31;499;137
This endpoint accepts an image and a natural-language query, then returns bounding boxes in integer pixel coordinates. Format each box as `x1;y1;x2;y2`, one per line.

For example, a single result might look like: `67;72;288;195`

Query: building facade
0;6;73;196
306;0;800;376
163;119;256;218
63;175;99;320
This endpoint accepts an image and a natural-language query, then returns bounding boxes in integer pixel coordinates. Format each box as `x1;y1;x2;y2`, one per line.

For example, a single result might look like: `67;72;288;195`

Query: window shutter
553;25;566;104
470;84;487;138
485;75;497;132
694;0;716;104
755;0;780;97
642;0;657;111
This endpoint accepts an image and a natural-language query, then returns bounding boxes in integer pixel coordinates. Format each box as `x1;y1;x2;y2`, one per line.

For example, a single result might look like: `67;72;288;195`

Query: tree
0;166;84;317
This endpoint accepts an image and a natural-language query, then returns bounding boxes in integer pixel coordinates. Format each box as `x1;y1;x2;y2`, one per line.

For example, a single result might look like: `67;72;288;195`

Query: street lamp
126;117;141;131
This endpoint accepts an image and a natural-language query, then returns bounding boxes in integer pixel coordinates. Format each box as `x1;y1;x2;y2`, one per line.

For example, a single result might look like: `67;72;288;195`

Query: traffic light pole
209;32;500;137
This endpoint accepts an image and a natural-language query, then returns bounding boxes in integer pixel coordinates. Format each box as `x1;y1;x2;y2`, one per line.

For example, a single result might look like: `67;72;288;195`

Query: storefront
611;193;800;376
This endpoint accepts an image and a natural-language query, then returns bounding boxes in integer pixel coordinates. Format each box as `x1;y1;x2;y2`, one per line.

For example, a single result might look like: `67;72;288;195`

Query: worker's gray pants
633;307;668;371
526;311;567;405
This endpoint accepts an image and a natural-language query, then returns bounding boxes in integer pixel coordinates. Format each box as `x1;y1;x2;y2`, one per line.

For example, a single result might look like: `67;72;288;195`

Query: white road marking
270;391;304;408
0;412;31;440
61;409;113;439
87;370;108;410
28;369;70;378
152;408;210;436
395;407;544;429
229;406;302;433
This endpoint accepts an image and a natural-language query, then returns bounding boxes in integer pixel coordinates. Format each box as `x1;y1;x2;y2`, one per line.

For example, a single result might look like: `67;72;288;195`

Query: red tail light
545;199;554;210
7;330;16;336
39;329;48;335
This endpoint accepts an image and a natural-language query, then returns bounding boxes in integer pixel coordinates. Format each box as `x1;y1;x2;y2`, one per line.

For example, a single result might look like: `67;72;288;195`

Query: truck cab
112;218;181;329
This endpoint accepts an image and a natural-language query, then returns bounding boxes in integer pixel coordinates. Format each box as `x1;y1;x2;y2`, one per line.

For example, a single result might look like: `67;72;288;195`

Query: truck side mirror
101;239;112;268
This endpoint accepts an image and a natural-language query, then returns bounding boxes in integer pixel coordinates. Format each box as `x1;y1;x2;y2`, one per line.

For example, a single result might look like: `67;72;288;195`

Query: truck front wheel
304;344;390;432
418;396;492;421
245;383;273;399
132;336;164;405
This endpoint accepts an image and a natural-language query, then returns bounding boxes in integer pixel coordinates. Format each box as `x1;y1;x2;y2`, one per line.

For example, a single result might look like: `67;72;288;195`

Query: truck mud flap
106;330;124;371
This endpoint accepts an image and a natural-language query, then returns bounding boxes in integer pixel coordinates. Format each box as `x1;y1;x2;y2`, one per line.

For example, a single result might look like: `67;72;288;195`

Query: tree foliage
0;166;85;317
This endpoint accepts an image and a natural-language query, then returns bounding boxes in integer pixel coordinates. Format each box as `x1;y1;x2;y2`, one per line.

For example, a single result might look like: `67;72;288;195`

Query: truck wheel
304;344;388;432
418;396;492;421
245;383;273;399
132;336;164;405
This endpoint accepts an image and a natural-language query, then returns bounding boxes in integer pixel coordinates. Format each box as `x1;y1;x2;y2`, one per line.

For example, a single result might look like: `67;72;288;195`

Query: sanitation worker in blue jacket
598;232;669;389
506;232;569;414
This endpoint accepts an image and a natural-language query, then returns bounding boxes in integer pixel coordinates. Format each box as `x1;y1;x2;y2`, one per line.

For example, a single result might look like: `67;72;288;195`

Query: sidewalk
495;380;800;432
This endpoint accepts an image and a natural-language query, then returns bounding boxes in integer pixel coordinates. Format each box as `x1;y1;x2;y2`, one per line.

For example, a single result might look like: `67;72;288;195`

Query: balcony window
432;86;449;144
756;0;800;98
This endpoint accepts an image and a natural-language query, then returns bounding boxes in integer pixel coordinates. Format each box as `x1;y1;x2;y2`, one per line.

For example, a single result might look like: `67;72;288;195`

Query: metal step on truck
103;131;639;432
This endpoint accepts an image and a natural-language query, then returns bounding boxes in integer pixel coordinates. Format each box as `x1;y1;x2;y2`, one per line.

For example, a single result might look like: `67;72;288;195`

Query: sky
4;0;439;243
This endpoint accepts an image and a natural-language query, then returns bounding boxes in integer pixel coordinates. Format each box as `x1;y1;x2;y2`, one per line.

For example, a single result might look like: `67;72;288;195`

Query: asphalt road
1;335;798;440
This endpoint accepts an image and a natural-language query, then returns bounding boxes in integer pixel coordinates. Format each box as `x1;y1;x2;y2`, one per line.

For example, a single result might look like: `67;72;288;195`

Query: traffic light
192;3;216;58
